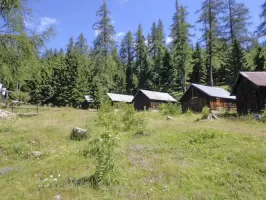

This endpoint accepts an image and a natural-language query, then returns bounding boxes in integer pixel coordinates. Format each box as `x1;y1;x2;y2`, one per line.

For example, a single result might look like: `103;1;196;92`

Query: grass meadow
0;107;266;199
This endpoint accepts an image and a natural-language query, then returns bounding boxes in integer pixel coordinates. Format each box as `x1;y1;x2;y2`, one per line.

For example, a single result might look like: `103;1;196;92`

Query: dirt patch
0;167;15;176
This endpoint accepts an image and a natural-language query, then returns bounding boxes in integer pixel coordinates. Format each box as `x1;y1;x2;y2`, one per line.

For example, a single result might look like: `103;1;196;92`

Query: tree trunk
208;0;214;86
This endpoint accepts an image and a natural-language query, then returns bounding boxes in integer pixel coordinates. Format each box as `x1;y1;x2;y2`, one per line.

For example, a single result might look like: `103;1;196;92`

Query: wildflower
43;179;48;182
58;174;61;177
150;188;153;191
53;178;57;181
50;175;53;178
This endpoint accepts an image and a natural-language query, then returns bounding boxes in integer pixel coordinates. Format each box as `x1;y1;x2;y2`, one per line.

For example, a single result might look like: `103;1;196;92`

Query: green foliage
97;100;120;130
85;130;119;188
171;1;192;92
185;108;193;115
10;91;30;102
120;104;145;132
158;103;181;116
261;110;266;123
201;106;210;118
190;42;206;84
197;0;224;86
257;1;266;37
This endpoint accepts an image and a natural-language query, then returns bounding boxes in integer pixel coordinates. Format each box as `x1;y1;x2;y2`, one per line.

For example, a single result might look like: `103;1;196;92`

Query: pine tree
160;49;174;92
75;33;88;55
258;1;266;37
135;24;151;89
120;31;135;93
112;47;126;93
197;0;224;86
171;1;192;92
152;20;166;90
91;0;116;104
67;37;75;54
226;39;248;85
253;44;266;71
191;42;205;84
93;0;115;58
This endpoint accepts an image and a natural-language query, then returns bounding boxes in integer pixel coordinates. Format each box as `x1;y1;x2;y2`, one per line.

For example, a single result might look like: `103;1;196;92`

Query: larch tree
258;1;266;37
223;0;250;44
197;0;224;86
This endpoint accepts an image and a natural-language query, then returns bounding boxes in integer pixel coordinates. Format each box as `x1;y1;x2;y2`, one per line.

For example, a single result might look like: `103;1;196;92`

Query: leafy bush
201;106;210;118
82;130;119;187
185;108;193;115
261;110;266;123
158;103;181;116
97;100;121;130
10;91;30;103
120;104;145;132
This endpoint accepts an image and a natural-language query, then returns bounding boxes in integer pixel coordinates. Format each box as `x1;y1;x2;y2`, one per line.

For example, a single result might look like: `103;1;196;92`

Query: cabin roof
107;93;134;103
239;72;266;86
138;89;177;102
84;95;94;103
180;84;236;101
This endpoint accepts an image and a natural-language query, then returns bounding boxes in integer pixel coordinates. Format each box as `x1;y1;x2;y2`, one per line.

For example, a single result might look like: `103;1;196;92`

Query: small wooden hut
81;95;94;109
179;83;236;112
132;89;177;110
232;72;266;114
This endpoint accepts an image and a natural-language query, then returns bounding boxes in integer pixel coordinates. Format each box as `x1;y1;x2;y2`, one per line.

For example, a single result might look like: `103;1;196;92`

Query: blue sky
27;0;263;51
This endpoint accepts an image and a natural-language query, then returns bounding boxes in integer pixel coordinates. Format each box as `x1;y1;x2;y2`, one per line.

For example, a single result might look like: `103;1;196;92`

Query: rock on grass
70;127;88;141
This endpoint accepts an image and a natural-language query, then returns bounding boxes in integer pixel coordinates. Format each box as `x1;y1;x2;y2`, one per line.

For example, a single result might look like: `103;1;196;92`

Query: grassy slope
0;108;266;200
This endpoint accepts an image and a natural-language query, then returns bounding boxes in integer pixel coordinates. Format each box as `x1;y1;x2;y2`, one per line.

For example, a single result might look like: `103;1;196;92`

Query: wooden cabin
133;89;177;110
107;93;134;104
232;72;266;115
179;84;236;112
81;95;94;109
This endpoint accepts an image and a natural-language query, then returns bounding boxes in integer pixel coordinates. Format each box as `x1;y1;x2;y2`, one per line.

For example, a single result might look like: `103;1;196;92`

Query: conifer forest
1;0;266;107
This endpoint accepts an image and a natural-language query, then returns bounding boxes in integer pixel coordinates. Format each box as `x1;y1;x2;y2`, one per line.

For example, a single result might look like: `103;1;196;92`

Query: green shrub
97;100;121;130
158;103;181;116
120;104;145;132
202;106;210;118
261;110;266;123
185;108;193;115
10;91;30;103
82;130;119;187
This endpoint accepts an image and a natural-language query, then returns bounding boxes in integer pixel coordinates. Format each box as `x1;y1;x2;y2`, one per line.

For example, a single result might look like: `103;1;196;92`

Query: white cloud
38;17;57;32
166;37;173;44
116;32;125;38
111;20;115;24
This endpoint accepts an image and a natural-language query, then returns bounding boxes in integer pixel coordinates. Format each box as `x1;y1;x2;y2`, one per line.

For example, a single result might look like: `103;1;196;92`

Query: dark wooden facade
133;91;176;110
233;74;266;115
180;85;236;112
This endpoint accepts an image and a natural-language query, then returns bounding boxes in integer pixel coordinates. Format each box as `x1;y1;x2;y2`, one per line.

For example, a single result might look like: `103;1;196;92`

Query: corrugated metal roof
240;72;266;86
107;93;134;103
84;95;94;102
140;89;177;102
191;84;236;100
